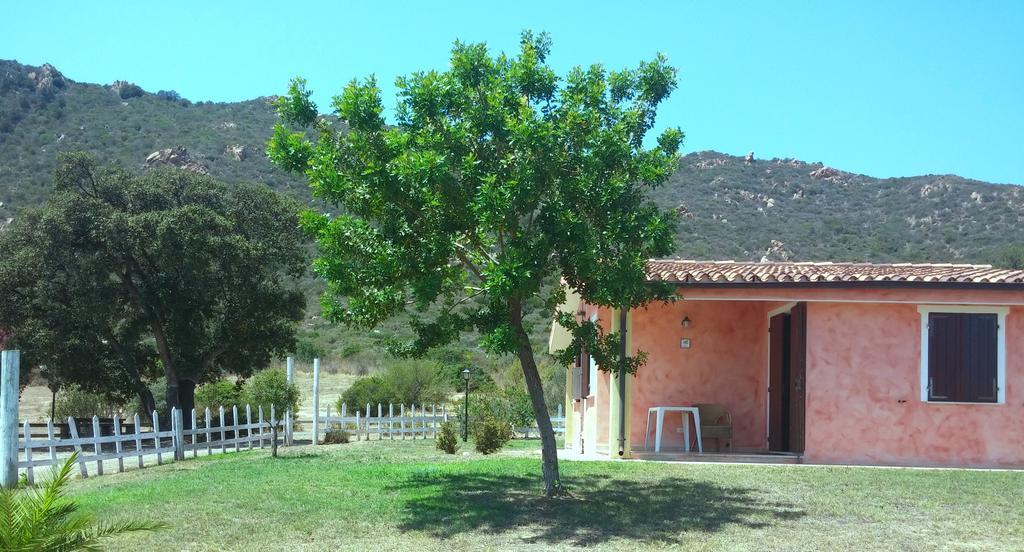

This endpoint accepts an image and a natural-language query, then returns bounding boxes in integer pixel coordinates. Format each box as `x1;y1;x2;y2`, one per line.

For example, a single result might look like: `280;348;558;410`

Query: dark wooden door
768;313;790;451
788;302;807;453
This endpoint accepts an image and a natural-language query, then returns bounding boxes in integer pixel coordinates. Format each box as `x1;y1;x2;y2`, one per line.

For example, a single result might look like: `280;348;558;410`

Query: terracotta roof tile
646;260;1024;286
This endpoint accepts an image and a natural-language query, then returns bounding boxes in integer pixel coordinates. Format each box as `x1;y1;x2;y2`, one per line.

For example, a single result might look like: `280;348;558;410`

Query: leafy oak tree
269;32;681;495
0;154;306;418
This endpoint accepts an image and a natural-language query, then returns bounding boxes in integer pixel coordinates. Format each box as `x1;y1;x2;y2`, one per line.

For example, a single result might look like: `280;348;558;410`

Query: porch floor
562;448;802;465
630;450;802;464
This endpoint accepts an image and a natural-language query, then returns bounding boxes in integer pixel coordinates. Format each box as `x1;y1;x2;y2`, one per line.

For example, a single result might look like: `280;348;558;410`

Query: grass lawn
67;439;1023;551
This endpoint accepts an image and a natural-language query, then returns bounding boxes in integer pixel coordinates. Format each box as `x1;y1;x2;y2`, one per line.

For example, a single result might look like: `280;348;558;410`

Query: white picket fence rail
16;403;281;484
311;402;566;443
313;403;446;442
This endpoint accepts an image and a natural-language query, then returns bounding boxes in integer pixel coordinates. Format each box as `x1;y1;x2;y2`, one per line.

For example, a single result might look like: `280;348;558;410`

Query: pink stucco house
551;260;1024;468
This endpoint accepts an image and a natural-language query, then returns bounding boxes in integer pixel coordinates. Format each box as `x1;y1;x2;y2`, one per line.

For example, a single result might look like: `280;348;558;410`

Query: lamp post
461;368;471;442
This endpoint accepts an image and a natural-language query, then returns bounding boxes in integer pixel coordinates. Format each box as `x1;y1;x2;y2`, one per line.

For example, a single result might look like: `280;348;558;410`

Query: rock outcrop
110;80;144;99
143;147;209;174
809;166;841;180
26;63;67;92
760;239;794;262
224;144;253;161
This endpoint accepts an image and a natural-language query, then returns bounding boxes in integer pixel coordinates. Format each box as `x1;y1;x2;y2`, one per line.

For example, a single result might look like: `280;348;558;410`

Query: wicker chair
694;404;732;452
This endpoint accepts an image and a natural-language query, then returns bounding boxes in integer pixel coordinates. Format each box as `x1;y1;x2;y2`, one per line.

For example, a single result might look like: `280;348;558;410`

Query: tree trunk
178;379;196;429
136;386;157;422
509;299;563;497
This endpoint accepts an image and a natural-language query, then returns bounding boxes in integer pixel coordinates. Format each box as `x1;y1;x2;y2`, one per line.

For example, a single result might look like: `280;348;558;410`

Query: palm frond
0;452;166;551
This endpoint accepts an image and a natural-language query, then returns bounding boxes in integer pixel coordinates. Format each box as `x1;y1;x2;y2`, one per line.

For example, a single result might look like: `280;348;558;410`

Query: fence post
285;356;294;446
257;406;265;449
67;416;87;477
205;408;213;455
312;358;320;445
22;421;33;485
245;405;253;450
432;404;437;438
133;413;143;468
411;404;417;439
355;411;360;442
91;415;104;475
173;407;185;461
191;408;198;458
232;405;240;453
47;418;57;466
0;350;20;489
388;404;394;439
153;410;163;465
113;414;124;472
218;406;226;454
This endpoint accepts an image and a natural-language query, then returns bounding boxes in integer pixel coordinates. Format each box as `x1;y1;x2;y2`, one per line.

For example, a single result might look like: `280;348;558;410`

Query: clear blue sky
3;1;1022;183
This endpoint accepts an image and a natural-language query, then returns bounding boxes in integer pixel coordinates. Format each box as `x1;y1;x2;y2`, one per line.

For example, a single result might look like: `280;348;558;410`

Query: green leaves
269;31;682;372
0;155;307;409
273;77;318;128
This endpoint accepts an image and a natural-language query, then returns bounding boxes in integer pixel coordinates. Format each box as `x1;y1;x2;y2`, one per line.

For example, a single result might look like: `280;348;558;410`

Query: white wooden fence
313;403;446;442
16;404;280;484
0;351;572;487
311;402;566;443
516;405;566;438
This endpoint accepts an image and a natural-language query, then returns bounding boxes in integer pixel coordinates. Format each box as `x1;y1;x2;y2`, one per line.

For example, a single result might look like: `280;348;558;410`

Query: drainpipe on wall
618;307;627;457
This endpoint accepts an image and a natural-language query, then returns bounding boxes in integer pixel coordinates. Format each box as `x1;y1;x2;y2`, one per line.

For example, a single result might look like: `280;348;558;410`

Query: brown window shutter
963;314;998;402
927;313;960;401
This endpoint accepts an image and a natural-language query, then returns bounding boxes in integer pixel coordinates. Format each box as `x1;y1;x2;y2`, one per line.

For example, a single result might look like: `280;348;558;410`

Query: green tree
241;369;301;417
0;154;307;418
269;32;680;495
991;243;1024;269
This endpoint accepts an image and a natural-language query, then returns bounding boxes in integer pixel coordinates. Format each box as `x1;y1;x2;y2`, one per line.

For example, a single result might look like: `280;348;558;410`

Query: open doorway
768;303;806;453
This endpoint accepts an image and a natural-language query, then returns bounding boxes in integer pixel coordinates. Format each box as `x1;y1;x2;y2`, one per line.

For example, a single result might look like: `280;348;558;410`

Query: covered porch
626;296;805;458
555;290;807;462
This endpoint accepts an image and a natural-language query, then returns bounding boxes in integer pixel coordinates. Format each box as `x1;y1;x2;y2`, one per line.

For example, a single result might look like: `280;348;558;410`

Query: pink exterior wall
628;300;783;451
805;301;1024;468
569;284;1024;467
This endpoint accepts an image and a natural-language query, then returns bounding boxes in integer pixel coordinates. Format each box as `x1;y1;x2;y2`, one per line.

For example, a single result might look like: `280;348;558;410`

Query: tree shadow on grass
389;471;805;547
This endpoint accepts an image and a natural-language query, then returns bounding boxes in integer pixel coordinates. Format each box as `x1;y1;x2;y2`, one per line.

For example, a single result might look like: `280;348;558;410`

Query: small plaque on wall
680;338;692;349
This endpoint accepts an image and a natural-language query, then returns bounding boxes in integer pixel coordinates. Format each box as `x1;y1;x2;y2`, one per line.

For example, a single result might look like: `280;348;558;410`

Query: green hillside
2;59;1023;364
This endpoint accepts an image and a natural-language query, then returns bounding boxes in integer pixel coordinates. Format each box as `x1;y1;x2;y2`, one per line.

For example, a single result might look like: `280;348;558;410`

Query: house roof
646;260;1024;287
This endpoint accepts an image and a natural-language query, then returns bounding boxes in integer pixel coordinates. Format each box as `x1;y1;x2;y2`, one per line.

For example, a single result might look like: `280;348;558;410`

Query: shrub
385;359;448;406
436;421;460;454
241;369;301;416
117;83;144;99
194;379;242;412
54;387;126;419
453;387;535;435
323;423;351;445
472;417;512;454
295;337;325;363
337;376;398;413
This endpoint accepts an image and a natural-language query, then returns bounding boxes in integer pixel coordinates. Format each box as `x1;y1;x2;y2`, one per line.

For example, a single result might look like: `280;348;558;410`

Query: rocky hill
3;59;1022;265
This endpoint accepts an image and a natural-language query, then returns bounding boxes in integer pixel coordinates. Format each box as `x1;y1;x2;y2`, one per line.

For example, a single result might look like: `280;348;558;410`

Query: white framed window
918;305;1007;404
588;313;598;397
